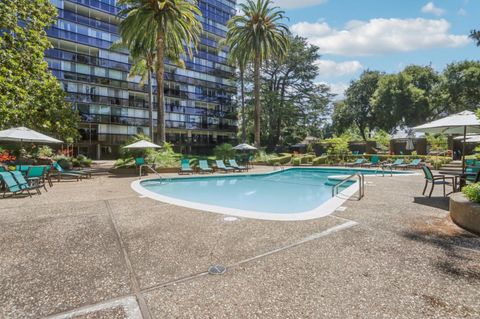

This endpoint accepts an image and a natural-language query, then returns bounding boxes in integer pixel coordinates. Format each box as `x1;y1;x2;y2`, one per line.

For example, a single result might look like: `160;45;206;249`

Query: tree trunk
240;68;246;143
147;68;154;141
253;52;261;147
156;31;166;144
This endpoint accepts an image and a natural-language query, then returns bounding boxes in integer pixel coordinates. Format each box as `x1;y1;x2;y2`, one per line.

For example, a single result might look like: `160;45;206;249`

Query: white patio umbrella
123;140;162;149
232;143;257;151
413;111;480;172
454;135;480;143
0;126;63;144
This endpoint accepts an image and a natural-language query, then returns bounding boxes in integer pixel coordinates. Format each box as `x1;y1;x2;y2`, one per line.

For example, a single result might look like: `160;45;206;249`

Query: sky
247;0;480;98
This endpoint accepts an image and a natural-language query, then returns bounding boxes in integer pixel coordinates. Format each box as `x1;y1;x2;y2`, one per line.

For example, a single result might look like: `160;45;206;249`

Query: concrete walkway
0;167;479;318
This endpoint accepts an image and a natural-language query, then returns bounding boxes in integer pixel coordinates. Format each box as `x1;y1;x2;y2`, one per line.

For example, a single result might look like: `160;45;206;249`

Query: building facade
46;0;237;159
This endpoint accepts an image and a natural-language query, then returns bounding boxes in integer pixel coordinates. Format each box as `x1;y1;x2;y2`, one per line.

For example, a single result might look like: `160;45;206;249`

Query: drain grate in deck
208;265;226;275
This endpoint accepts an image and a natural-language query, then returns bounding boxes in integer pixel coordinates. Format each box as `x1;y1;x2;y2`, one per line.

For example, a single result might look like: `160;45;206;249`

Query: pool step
324;177;355;187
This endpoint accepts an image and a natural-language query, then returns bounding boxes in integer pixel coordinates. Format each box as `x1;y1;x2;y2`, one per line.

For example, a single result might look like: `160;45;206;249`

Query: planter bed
450;192;480;236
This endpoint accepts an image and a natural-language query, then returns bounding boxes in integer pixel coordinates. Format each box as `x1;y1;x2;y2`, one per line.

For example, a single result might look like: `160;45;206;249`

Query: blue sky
265;0;480;97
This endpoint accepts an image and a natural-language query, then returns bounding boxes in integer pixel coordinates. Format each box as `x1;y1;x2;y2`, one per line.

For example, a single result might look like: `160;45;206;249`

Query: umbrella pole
462;125;466;174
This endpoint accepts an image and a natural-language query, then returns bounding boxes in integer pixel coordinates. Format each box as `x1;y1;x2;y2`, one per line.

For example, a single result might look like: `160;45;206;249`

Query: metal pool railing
331;172;365;200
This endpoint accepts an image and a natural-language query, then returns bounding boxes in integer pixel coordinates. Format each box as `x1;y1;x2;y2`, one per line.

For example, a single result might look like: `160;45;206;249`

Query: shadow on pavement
413;196;450;211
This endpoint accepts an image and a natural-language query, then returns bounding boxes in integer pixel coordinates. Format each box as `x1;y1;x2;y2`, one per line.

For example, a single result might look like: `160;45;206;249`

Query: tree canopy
0;0;79;140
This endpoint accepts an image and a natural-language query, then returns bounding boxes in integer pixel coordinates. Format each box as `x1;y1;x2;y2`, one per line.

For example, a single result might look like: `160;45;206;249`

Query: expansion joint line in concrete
104;200;152;319
142;220;358;293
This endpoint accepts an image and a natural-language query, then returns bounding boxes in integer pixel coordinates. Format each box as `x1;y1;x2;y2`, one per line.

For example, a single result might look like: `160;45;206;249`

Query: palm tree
118;0;202;143
226;0;289;147
470;29;480;47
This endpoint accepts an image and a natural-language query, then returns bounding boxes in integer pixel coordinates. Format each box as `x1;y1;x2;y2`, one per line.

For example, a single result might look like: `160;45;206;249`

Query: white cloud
238;0;327;9
291;18;469;56
458;8;467;16
421;2;445;16
316;60;363;77
319;82;349;100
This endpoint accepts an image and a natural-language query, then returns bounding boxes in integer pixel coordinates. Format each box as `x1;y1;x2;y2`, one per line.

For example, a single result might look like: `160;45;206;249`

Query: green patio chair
198;160;213;174
228;159;247;172
52;162;82;182
400;158;423;169
26;166;48;192
179;159;194;175
53;162;92;179
11;170;44;195
362;155;380;168
421;166;455;198
383;159;404;170
0;171;36;198
215;160;234;173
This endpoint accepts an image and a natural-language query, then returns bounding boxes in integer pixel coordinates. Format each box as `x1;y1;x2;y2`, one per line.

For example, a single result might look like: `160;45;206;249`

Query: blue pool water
138;168;402;215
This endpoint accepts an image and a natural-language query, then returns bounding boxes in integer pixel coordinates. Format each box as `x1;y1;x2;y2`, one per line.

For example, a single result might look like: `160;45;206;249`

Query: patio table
438;171;476;191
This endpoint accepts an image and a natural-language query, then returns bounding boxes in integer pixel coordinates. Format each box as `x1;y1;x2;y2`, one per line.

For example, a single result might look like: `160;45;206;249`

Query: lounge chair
345;158;366;167
399;158;422;169
383;159;404;170
135;157;158;177
0;171;41;198
52;162;83;182
26;166;49;192
421;166;455;198
228;159;247;172
362;155;380;168
215;160;234;173
198;160;213;174
53;162;91;178
179;159;194;175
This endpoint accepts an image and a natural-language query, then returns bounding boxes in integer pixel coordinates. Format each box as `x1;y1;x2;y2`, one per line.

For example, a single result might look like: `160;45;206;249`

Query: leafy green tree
332;71;383;140
260;36;332;148
213;143;235;161
438;61;480;113
227;0;290;147
0;0;79;140
470;29;480;46
118;0;202;143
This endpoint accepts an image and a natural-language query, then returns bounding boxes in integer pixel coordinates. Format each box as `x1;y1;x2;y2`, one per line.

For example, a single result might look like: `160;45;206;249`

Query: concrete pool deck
0;166;479;318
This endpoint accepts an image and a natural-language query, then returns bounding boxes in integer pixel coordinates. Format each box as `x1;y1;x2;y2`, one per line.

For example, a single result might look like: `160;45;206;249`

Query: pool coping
131;167;420;221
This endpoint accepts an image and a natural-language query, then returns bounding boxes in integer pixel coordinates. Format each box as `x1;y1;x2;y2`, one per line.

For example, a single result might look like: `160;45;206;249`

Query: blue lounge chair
198;160;213;174
215;160;234;173
362;155;380;168
228;159;247;172
345;158;366;167
179;159;194;175
0;171;40;197
383;159;404;170
52;162;83;182
399;158;422;169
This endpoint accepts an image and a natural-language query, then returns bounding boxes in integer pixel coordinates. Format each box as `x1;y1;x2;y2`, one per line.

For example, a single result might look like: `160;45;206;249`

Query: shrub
54;155;72;170
293;158;301;166
463;183;480;203
312;156;327;165
213;143;235;161
267;154;292;165
254;150;277;163
37;145;54;158
115;158;135;169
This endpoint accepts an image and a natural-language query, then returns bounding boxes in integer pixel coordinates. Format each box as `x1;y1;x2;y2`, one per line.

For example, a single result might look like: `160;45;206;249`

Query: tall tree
332;71;383;140
226;0;289;147
118;0;202;143
261;36;332;147
0;0;79;140
470;29;480;46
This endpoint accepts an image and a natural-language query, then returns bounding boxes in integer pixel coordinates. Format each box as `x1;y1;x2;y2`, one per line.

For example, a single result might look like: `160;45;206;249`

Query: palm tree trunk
253;52;261;147
156;31;166;144
240;67;246;143
147;68;153;141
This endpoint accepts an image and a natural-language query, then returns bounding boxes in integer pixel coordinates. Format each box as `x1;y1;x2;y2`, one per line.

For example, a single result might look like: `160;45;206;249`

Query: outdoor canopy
123;140;162;149
413;110;480;172
0;127;63;144
233;143;257;151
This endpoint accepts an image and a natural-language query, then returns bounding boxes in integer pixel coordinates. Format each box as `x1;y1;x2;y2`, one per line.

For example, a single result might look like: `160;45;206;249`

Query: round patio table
438;171;477;191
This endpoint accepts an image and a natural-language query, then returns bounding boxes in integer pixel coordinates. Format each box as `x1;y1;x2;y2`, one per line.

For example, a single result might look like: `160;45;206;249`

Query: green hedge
267;154;292;165
463;183;480;203
292;158;301;166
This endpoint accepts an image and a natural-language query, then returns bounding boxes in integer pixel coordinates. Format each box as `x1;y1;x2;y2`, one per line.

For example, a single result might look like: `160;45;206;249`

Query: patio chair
179;159;194;175
215;160;234;173
52;162;82;182
26;166;48;192
198;160;213;174
229;159;247;172
421;166;455;198
0;171;37;198
362;155;380;168
345;158;366;167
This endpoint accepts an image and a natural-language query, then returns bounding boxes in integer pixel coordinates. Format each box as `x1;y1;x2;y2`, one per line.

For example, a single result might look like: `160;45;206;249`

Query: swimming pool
131;168;409;221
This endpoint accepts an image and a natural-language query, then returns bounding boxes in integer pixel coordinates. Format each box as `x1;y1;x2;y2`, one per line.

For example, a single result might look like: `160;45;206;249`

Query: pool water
136;168;402;217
